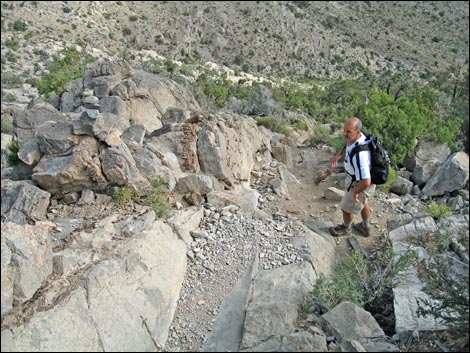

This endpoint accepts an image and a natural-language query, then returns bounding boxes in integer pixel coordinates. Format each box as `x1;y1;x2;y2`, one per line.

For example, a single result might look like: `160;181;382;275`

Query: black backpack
349;134;391;185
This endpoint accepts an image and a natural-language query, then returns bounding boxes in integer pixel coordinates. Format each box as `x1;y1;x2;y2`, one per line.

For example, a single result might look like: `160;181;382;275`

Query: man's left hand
353;192;360;203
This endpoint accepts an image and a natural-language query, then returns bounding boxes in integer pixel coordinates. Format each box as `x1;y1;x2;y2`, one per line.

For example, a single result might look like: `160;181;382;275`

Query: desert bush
2;92;16;102
307;125;331;145
1;73;23;88
113;177;170;218
113;185;139;205
11;20;27;31
303;125;343;149
35;48;93;97
6;140;20;166
1;117;13;133
377;167;397;192
142;177;170;218
291;119;309;131
227;83;280;116
142;58;166;74
4;38;18;48
426;201;451;220
256;116;291;136
312;247;417;311
417;226;469;351
273;122;291;136
256;116;276;130
192;73;229;109
356;90;427;166
331;136;345;152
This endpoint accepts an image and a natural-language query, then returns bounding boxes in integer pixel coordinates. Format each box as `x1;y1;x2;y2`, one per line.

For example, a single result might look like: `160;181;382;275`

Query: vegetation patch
113;177;170;218
311;246;417;312
34;48;93;97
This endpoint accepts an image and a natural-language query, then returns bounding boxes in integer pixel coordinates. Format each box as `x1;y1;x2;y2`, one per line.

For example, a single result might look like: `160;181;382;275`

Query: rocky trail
2;124;462;352
163;144;404;352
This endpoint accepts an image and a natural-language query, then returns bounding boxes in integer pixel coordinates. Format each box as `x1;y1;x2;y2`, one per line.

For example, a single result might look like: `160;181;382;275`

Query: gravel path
164;206;309;352
163;149;400;352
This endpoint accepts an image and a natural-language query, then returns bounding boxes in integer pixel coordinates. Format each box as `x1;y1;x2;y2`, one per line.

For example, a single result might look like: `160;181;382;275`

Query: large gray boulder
1;179;51;224
422;151;469;197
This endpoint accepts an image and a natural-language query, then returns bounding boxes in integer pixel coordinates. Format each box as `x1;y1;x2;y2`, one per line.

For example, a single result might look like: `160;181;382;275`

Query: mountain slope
1;1;468;81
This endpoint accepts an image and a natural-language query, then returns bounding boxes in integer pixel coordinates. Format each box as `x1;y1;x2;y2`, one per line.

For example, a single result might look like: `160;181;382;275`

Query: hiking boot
353;222;371;237
329;224;351;237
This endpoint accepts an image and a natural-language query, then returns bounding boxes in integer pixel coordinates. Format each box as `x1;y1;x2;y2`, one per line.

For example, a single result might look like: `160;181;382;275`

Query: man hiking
329;117;376;237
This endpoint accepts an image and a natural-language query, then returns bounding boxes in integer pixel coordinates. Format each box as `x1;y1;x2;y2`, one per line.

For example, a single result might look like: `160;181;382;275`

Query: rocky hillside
1;2;469;352
1;58;469;352
1;1;468;81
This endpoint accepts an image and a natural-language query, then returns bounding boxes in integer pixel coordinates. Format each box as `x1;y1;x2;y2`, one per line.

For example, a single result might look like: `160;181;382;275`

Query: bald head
345;117;362;132
343;117;363;145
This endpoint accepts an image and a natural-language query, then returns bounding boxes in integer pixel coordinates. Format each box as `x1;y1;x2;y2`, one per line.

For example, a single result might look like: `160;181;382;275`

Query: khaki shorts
340;181;376;215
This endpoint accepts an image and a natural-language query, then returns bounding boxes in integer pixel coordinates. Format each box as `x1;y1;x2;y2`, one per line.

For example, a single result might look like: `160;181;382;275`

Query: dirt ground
265;144;396;258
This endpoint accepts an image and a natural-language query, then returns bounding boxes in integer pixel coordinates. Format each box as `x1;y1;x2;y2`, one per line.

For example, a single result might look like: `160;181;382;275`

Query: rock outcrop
1;60;468;352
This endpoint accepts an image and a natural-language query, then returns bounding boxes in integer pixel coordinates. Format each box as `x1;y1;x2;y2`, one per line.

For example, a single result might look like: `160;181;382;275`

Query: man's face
343;121;360;145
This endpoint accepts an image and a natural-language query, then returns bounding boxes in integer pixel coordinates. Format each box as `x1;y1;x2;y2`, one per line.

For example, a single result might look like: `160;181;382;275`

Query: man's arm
331;146;346;168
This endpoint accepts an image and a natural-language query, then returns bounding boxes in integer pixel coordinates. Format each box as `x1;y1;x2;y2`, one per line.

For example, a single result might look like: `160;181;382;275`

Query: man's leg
360;202;371;228
331;185;359;237
342;209;354;226
330;209;354;236
352;202;371;237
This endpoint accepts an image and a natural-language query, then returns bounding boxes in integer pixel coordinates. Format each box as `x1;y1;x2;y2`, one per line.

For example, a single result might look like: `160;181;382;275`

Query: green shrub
291;119;309;131
426;201;451;220
256;116;276;130
113;185;139;205
312;247;417;311
4;38;18;48
357;90;427;166
418;260;469;350
192;74;229;109
164;59;177;73
313;125;331;144
234;53;245;66
142;58;165;74
1;117;13;133
377;167;397;192
33;48;49;59
155;34;164;44
256;117;291;137
6;140;20;166
273;122;291;136
35;48;93;97
303;125;333;146
331;136;345;152
11;20;27;31
1;74;23;88
2;92;16;102
113;177;170;218
142;177;170;218
4;51;17;62
417;226;469;351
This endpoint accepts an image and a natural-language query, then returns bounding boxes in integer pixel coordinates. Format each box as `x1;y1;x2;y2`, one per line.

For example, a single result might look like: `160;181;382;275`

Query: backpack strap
349;143;370;181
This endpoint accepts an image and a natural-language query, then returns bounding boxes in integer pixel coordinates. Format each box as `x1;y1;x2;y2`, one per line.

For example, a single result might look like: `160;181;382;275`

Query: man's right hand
331;154;341;168
331;147;345;168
